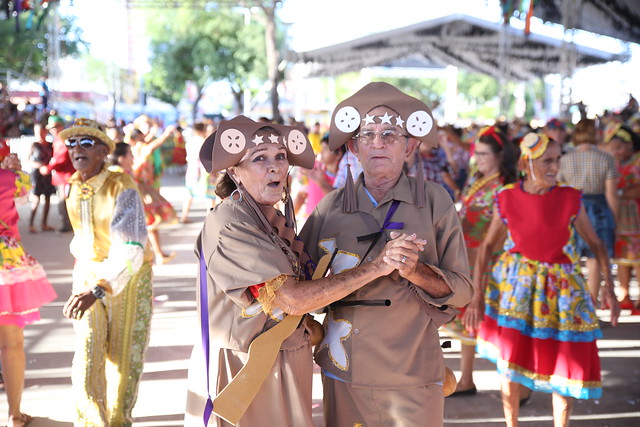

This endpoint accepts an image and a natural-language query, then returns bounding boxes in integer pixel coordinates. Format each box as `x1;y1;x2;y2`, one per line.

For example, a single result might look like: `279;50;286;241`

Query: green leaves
0;13;84;78
144;6;268;114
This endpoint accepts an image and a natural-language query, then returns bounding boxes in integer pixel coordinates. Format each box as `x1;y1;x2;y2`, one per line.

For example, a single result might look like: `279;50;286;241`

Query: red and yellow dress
477;182;603;399
442;172;502;344
0;169;56;327
132;155;178;230
614;152;640;265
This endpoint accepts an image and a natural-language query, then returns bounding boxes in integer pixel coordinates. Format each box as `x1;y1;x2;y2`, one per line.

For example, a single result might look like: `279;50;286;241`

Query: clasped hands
381;231;426;278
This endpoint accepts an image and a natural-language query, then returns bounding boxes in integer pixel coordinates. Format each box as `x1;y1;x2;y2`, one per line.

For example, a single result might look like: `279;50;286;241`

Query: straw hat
519;132;550;160
59;118;115;153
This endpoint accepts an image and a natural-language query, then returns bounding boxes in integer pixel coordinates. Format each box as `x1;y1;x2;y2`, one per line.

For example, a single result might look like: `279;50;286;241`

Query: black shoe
448;386;477;397
519;393;532;407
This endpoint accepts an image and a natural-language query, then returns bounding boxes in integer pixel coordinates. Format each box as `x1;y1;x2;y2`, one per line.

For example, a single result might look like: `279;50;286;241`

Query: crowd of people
0;85;639;426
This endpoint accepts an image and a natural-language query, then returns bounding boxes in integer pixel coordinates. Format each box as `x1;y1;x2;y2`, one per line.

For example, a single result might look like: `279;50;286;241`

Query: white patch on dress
318;238;359;274
317;311;352;371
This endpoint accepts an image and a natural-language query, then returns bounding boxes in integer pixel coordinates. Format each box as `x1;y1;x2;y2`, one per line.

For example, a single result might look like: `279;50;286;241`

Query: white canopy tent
292;14;624;81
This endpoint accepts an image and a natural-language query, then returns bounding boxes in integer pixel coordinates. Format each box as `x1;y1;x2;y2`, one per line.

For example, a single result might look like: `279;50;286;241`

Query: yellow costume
67;166;153;426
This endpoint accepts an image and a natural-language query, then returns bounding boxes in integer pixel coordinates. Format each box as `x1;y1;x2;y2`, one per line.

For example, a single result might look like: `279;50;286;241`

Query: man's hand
382;231;426;278
1;153;21;170
39;165;50;175
63;291;98;320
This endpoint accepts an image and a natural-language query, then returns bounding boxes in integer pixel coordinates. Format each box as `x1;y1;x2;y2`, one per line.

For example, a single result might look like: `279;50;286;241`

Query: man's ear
406;138;419;159
347;138;358;155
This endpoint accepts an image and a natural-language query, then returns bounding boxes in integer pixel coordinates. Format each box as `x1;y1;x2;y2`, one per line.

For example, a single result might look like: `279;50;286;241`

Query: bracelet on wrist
91;285;106;299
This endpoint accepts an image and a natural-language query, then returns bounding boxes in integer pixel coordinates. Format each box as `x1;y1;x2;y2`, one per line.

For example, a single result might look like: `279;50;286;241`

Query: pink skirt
0;235;57;328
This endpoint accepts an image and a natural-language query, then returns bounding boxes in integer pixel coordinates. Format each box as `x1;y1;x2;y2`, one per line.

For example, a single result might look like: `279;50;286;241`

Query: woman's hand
63;291;98;320
601;285;620;327
1;153;21;170
382;231;426;279
305;163;326;184
462;295;485;333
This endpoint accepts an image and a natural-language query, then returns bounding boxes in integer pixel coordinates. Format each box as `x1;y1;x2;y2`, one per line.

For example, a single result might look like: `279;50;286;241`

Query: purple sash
199;243;214;425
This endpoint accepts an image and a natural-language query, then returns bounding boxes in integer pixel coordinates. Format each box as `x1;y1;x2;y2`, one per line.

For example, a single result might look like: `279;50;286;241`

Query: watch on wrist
91;285;106;299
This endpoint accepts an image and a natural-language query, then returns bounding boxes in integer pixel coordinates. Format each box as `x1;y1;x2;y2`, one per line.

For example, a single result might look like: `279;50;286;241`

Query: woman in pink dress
0;150;56;427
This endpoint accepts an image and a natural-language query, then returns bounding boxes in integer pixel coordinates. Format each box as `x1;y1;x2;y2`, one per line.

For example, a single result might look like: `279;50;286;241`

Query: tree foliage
144;5;266;120
0;13;84;78
376;77;446;108
456;69;499;104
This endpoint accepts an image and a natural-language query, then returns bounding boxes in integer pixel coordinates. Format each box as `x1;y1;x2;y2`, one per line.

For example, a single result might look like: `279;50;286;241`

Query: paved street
2;171;639;426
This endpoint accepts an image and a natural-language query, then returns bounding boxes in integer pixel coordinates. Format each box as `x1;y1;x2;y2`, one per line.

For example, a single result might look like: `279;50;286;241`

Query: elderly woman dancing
185;116;409;426
464;133;620;427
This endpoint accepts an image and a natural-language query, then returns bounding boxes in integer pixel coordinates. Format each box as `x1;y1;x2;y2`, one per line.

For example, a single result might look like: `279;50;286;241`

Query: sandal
8;413;33;427
28;226;37;233
619;297;634;310
41;225;55;232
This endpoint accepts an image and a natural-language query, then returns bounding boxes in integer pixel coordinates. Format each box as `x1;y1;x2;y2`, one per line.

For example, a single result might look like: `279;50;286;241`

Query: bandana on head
200;115;315;174
520;132;550;160
328;82;438;151
603;122;633;144
478;126;504;147
58;118;115;154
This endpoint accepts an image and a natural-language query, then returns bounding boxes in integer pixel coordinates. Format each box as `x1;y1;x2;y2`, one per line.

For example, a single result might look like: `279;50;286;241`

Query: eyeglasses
65;137;99;149
474;151;494;157
355;129;408;145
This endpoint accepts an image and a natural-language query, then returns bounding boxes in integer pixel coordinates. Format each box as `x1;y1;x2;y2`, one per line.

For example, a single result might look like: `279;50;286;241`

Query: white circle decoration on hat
220;128;247;154
334;106;360;133
287;130;308;155
407;111;433;137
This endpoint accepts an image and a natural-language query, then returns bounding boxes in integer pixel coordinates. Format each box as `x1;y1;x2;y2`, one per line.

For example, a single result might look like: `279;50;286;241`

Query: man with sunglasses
59;118;153;426
299;83;472;426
